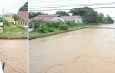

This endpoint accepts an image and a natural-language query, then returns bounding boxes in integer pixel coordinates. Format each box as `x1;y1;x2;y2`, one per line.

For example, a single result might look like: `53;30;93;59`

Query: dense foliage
12;14;20;21
69;7;114;24
56;11;69;16
29;12;47;18
31;19;86;33
0;17;9;25
58;23;69;30
30;7;114;24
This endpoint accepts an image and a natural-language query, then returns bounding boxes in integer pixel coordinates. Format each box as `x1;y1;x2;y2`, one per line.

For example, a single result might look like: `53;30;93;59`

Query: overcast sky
0;0;27;15
29;0;115;18
0;0;115;19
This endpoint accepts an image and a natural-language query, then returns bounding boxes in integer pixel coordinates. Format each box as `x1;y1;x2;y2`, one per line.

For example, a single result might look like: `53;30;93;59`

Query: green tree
0;17;9;25
29;12;47;18
12;14;20;21
19;2;28;11
104;15;114;24
69;7;114;24
70;7;100;24
56;11;69;16
98;12;104;23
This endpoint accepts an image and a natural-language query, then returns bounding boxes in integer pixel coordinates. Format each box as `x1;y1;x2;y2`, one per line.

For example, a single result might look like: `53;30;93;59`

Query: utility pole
3;7;4;33
3;7;4;22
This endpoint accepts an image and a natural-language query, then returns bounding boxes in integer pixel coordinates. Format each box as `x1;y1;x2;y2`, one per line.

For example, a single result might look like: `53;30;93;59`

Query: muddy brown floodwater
0;40;28;73
30;24;115;73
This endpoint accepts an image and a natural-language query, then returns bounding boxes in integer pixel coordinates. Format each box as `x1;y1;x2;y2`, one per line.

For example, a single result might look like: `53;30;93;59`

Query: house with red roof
33;14;66;22
33;14;83;23
17;11;28;29
62;16;83;23
4;13;15;18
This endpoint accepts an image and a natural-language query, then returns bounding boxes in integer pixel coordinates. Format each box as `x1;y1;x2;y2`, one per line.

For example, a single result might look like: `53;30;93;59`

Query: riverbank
0;40;28;73
0;25;28;39
29;24;95;40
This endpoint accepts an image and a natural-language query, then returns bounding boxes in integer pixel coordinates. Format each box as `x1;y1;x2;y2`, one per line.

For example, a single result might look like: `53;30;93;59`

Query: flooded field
30;24;115;73
0;40;28;73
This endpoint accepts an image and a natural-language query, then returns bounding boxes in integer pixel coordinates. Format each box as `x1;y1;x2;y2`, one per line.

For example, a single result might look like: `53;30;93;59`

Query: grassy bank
29;24;94;40
0;24;28;39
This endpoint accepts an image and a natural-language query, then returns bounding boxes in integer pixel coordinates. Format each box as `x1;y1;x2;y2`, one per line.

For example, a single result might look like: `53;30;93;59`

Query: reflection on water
30;24;115;73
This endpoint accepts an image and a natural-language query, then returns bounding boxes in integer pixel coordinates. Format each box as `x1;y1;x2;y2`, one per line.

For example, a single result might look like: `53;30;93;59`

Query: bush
66;21;76;27
29;22;34;28
76;23;86;27
45;21;64;28
58;24;69;30
4;20;9;26
48;27;55;32
45;22;51;27
37;24;48;33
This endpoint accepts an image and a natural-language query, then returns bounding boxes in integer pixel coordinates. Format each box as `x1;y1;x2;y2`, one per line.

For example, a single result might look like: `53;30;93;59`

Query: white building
4;13;15;18
62;16;83;23
33;15;66;22
18;11;28;30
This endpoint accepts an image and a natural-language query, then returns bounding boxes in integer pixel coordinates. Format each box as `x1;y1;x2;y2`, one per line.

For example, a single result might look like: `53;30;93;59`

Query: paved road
30;24;115;73
0;40;28;73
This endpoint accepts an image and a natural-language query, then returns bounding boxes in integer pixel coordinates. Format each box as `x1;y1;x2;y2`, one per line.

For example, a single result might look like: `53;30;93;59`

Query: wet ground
30;24;115;73
0;40;28;73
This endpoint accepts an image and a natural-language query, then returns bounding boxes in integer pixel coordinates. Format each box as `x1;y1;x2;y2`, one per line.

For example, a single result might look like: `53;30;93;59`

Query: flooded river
0;40;28;73
29;24;115;73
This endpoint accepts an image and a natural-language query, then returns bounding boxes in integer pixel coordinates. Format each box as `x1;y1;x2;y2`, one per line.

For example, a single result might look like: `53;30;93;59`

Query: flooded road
0;40;28;73
30;24;115;73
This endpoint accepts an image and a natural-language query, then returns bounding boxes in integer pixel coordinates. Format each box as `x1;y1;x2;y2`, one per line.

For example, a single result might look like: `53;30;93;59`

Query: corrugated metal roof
62;16;81;21
18;11;28;21
33;15;60;21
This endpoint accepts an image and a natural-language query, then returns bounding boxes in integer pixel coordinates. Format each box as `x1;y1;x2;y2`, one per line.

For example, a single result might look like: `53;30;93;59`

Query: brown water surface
0;40;28;73
30;24;115;73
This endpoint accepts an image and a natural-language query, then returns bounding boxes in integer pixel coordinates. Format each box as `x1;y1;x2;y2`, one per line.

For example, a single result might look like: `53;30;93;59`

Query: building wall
5;17;14;24
51;17;66;22
75;17;83;23
20;21;28;30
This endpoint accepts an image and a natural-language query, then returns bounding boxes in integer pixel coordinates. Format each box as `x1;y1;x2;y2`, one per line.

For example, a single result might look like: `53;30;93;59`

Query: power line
29;2;115;9
29;0;75;4
29;7;115;11
4;0;27;13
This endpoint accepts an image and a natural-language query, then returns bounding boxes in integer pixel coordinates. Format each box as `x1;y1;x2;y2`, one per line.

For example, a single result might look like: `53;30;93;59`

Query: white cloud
29;0;115;17
0;0;27;15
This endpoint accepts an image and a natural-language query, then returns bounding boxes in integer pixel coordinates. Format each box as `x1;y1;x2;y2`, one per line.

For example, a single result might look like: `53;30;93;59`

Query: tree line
29;7;114;24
